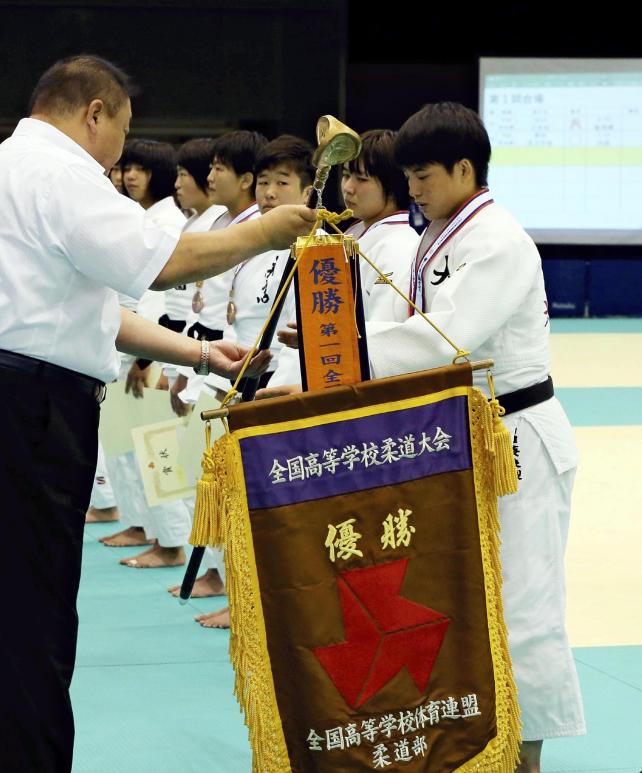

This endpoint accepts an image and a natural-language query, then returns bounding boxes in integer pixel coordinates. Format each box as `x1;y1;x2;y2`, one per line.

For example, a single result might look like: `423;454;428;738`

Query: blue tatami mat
551;318;642;334
557;388;642;426
73;527;642;773
574;646;642;691
73;527;249;773
542;648;642;772
555;387;642;427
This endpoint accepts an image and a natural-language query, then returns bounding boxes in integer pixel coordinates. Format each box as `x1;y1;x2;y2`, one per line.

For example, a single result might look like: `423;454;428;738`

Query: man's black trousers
0;353;100;772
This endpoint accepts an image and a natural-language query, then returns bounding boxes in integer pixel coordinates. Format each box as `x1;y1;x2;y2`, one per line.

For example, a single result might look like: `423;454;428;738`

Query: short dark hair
120;139;177;203
348;129;409;209
211;130;268;177
29;54;135;118
254;134;315;187
395;103;491;187
177;138;217;193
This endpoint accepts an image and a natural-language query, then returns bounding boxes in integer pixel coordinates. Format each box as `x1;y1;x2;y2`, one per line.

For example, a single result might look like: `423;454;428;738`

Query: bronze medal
192;290;204;314
226;298;237;325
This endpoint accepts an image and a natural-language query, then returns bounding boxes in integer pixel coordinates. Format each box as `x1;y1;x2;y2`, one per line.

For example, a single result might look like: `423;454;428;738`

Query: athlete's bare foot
168;569;225;598
118;543;159;565
515;741;543;773
85;505;120;523
100;526;154;547
121;546;185;568
195;607;230;629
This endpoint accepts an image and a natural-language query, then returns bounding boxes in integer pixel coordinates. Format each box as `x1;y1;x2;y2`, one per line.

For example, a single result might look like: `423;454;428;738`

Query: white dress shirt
0;118;178;382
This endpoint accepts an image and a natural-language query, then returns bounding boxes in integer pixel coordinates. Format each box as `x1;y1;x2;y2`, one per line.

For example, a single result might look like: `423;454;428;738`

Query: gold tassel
189;421;229;548
486;372;519;497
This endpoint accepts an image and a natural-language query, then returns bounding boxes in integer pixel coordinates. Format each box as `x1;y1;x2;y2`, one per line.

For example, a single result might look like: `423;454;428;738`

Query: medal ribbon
226;203;262;323
193;203;260;316
345;211;409;240
409;189;493;313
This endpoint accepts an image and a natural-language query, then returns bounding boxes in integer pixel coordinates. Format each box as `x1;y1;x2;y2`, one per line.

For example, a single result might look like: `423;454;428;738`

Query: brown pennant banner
294;234;369;391
189;363;521;772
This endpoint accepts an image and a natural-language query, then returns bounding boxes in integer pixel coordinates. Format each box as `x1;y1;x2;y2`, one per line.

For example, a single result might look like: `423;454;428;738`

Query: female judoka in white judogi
365;105;585;759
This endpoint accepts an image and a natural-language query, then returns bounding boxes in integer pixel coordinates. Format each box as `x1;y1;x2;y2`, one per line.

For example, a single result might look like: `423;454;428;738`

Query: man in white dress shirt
364;103;586;773
0;55;313;772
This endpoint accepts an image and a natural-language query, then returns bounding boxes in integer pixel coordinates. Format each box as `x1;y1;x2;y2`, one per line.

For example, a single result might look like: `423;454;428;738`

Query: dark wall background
346;0;642;273
4;1;640;145
346;1;642;132
0;0;346;142
2;0;642;280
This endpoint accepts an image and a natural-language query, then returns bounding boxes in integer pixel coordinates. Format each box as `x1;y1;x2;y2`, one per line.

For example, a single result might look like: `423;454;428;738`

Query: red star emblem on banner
314;558;450;708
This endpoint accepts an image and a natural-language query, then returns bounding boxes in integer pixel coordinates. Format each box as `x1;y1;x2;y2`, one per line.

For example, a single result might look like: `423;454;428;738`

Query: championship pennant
294;234;370;391
191;364;520;772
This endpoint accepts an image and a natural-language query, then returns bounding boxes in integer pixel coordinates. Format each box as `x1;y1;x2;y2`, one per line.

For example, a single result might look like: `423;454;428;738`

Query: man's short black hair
29;54;135;118
254;135;315;188
211;130;268;177
120;139;177;203
177;138;217;193
395;103;491;187
348;129;409;209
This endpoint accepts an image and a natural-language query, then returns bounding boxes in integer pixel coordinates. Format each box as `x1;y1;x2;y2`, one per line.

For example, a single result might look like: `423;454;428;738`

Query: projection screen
480;58;642;244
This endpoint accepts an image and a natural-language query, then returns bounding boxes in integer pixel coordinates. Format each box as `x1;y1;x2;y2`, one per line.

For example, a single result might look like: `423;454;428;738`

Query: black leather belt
496;376;554;415
0;348;106;403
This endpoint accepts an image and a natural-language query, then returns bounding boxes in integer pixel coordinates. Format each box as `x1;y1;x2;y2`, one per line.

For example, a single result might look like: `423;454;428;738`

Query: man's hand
209;340;272;381
277;322;299;350
156;372;169;391
259;205;316;250
170;374;190;417
125;361;151;398
255;384;302;400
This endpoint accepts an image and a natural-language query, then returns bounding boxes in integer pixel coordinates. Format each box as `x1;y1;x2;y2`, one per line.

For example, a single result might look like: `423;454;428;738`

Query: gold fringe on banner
189;383;521;772
190;429;290;773
458;386;522;772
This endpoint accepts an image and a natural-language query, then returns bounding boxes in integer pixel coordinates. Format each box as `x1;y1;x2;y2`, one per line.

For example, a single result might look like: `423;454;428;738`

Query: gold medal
226;298;237;325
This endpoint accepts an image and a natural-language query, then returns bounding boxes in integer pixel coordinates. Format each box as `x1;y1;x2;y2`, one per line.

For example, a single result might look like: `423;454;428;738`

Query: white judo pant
101;354;191;547
499;403;586;740
89;441;116;509
105;451;191;547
